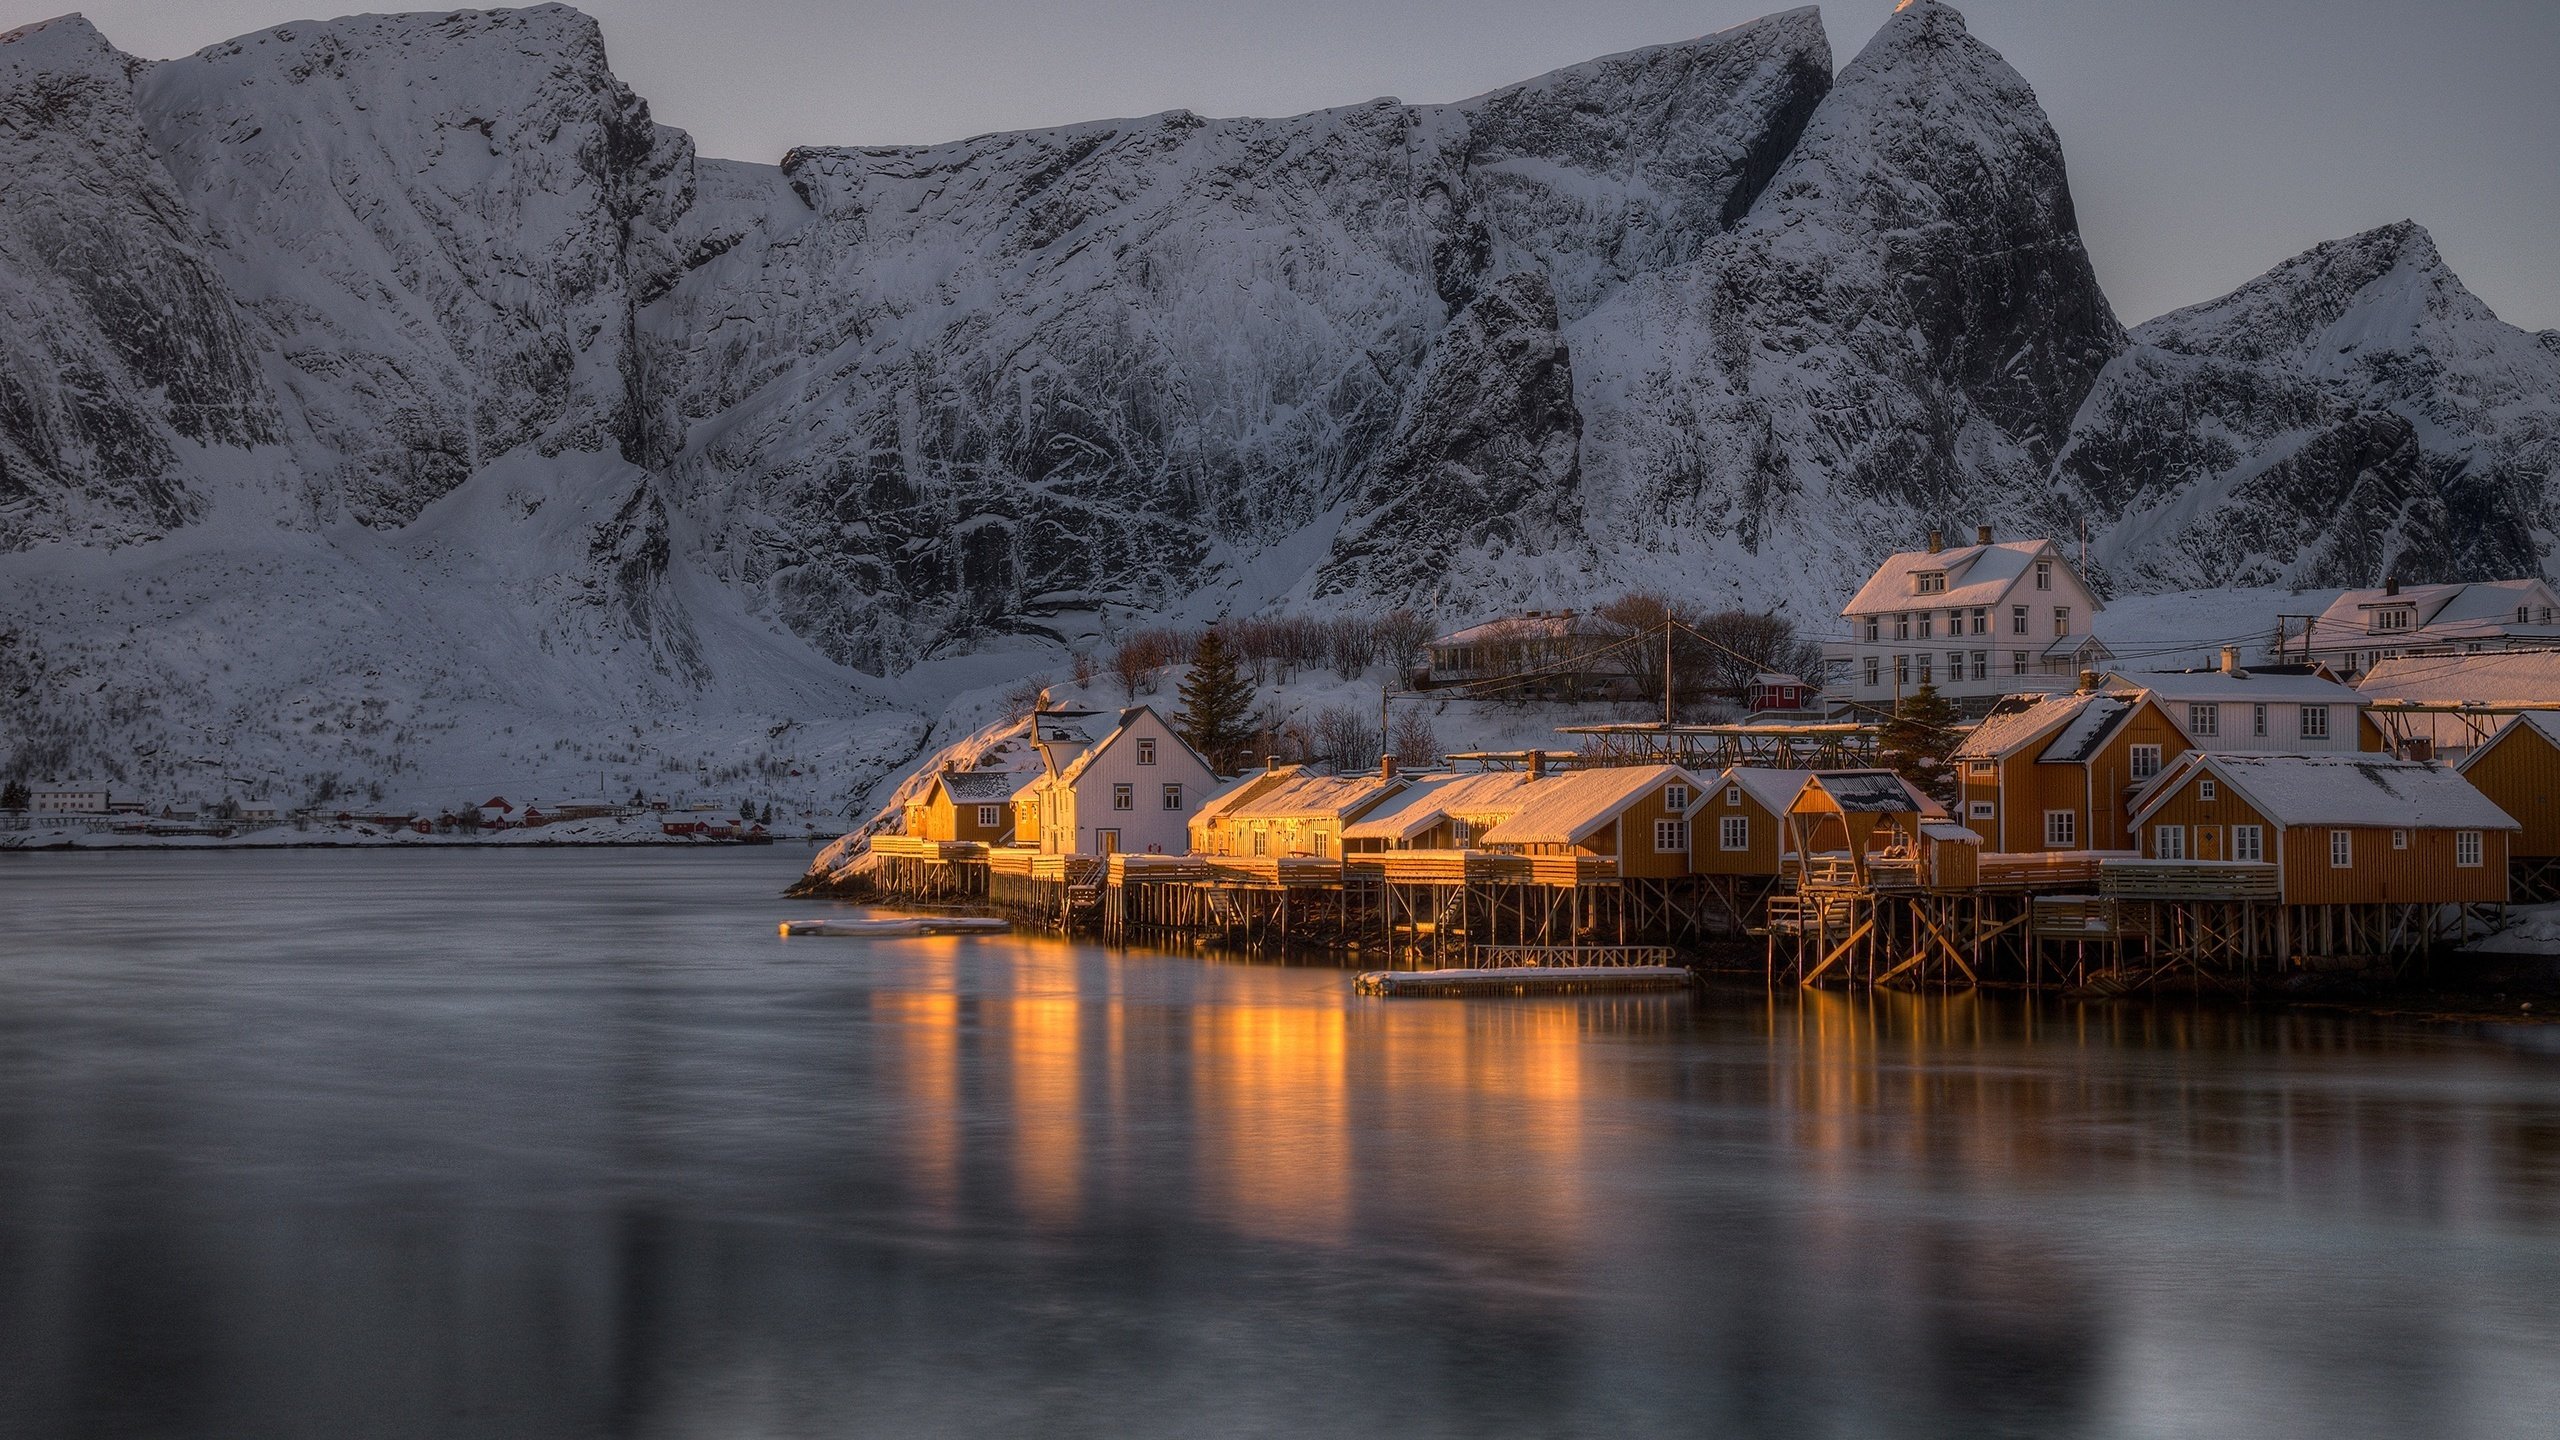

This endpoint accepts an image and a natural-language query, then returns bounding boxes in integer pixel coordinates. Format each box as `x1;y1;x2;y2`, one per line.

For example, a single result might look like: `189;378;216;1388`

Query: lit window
2199;778;2217;802
1136;738;1157;765
1655;819;1689;853
2045;810;2077;849
2329;829;2352;868
2188;703;2219;738
2300;705;2330;739
1112;783;1134;811
2155;825;2187;860
2457;830;2484;867
2233;825;2264;862
2130;745;2161;780
1162;783;1183;810
1719;816;1749;852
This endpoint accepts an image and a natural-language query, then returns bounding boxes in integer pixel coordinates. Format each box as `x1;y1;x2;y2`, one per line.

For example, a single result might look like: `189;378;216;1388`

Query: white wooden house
1017;705;1222;857
2102;652;2372;754
2299;577;2560;678
1826;528;2111;711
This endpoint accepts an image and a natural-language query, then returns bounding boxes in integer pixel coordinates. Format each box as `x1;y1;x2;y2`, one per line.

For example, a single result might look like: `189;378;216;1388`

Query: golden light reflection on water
1354;1000;1591;1246
1002;946;1087;1229
1194;1003;1348;1240
867;947;961;1219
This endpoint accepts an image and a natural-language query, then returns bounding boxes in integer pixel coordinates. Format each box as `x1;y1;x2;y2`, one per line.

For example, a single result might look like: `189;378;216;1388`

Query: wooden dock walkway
1356;966;1692;997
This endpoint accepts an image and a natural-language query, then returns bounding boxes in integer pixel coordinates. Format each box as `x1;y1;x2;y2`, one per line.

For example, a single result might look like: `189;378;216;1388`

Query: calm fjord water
2;849;2557;1438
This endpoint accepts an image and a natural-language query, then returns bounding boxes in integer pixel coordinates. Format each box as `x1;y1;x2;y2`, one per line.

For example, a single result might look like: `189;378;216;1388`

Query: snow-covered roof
1752;672;1806;686
2457;710;2560;773
1840;538;2097;616
1955;691;2098;761
1706;766;1814;816
1793;770;1937;816
2038;695;2135;764
2110;667;2363;705
935;769;1037;803
1478;765;1695;846
1428;610;1630;648
1921;821;1980;844
1219;770;1405;822
2358;651;2560;706
2309;579;2560;647
2131;753;2518;830
1341;771;1538;841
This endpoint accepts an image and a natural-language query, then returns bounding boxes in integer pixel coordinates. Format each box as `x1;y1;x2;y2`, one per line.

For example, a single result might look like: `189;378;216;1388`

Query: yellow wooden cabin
2456;710;2560;859
1691;768;1812;877
2128;752;2515;905
1474;764;1705;880
1786;770;1973;890
1187;763;1410;859
1954;688;2190;854
903;766;1036;844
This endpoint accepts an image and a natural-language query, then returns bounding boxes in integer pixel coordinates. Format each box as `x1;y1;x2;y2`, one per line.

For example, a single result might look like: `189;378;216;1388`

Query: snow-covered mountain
1;1;2552;808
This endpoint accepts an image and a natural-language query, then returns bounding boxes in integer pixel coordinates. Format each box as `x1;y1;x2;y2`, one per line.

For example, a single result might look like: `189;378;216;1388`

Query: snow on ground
2467;903;2560;957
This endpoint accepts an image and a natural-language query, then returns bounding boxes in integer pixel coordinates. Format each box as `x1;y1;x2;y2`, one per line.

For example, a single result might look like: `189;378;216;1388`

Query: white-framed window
2233;825;2264;862
1864;657;1880;688
1969;800;1995;819
1720;815;1750;851
1916;571;1946;594
2391;828;2408;850
2188;703;2219;738
1949;651;1965;682
2199;778;2217;802
2457;830;2484;867
1251;827;1269;856
1664;784;1691;812
2300;705;2330;740
1725;785;1742;807
2035;559;2053;591
2012;651;2030;676
1895;655;1910;685
1895;614;1911;640
1970;651;1988;681
1969;759;1997;777
1112;783;1134;810
2329;829;2352;868
1450;819;1473;847
977;804;1002;827
1136;738;1157;765
1919;612;1935;639
1863;616;1880;642
2053;606;2072;638
2155;824;2187;860
1655;819;1689;853
2130;745;2162;780
2010;606;2027;635
2045;810;2077;849
1920;655;1937;684
1971;608;1989;636
2373;607;2412;632
2253;703;2268;738
1162;783;1184;811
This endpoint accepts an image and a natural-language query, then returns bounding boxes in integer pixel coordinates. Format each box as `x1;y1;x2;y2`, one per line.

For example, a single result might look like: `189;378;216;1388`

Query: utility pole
1663;621;1674;729
1379;684;1391;768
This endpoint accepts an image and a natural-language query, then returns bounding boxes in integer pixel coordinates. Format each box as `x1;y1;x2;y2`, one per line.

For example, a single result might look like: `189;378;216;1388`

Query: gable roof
1477;765;1697;846
1792;770;1941;816
1429;610;1631;649
1955;691;2100;761
2456;709;2560;774
1341;770;1540;842
2130;752;2519;830
1218;769;1407;823
2111;667;2363;705
1045;706;1209;788
2038;695;2138;764
1189;767;1295;826
1841;538;2099;616
2310;579;2560;646
1706;767;1815;816
932;769;1038;804
2358;650;2560;706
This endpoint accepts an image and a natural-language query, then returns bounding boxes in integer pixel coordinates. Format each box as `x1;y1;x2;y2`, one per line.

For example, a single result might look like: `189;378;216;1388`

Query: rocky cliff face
0;0;2553;796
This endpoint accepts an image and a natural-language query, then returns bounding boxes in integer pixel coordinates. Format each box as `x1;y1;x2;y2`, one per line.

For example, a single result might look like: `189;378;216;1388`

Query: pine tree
1176;627;1258;774
1881;684;1963;807
0;779;27;812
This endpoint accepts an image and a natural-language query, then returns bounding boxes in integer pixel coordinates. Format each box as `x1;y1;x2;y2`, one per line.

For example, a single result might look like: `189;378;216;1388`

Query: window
1918;655;1934;685
2053;606;2072;638
2188;703;2219;738
1949;651;1966;683
1971;608;1989;636
2300;705;2330;739
2329;829;2352;868
2373;607;2412;632
2457;830;2484;867
1969;800;1995;819
2195;778;2217;802
2045;810;2077;849
1968;760;1997;777
1665;784;1691;812
2035;559;2053;590
1450;819;1473;847
2155;825;2187;860
2521;606;2533;625
2011;605;2028;635
1655;819;1690;853
2252;703;2267;738
977;804;1002;827
2013;651;2030;677
1863;616;1880;642
2233;825;2264;862
1864;657;1880;688
1917;571;1947;594
2391;828;2408;850
1895;655;1910;685
1251;828;1268;856
2130;745;2162;780
1162;783;1184;810
1895;614;1911;641
1112;783;1134;810
1919;612;1934;640
1720;815;1750;851
1725;785;1742;807
1970;651;1988;681
1136;738;1157;765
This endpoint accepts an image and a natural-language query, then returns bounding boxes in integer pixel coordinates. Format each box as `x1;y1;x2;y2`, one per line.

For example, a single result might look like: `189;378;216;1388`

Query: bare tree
1323;616;1377;680
1388;709;1441;768
1109;645;1153;701
1310;704;1381;771
1374;609;1436;683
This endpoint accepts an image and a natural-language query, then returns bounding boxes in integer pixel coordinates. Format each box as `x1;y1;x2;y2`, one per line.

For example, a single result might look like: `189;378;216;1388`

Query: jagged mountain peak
2136;219;2507;365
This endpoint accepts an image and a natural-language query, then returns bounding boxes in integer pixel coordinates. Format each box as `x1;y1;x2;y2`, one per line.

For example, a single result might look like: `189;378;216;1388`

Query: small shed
1747;672;1814;713
1785;770;1939;882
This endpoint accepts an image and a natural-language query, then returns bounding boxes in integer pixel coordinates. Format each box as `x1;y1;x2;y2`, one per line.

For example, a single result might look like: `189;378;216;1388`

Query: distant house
1692;767;1814;878
2300;577;2560;678
904;766;1036;845
1827;528;2111;712
2455;712;2560;869
1746;673;1815;714
1473;764;1705;881
30;783;111;816
1188;762;1409;860
238;799;279;824
2103;653;2373;755
1953;687;2190;853
1423;611;1634;692
1015;705;1221;856
2129;752;2515;903
2357;650;2560;759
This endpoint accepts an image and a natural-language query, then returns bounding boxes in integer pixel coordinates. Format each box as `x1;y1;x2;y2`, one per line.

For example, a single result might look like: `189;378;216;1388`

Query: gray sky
13;0;2557;329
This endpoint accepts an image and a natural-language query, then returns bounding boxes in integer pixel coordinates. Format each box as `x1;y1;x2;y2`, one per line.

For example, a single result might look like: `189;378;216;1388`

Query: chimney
1927;528;1944;554
1265;754;1280;773
2077;669;2100;693
2405;736;2435;764
1380;753;1398;781
1976;524;1993;546
2219;646;2240;676
2384;574;2400;596
1527;751;1547;780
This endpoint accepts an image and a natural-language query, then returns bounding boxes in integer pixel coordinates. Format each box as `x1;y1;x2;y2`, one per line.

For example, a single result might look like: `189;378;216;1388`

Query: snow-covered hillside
2;1;2552;810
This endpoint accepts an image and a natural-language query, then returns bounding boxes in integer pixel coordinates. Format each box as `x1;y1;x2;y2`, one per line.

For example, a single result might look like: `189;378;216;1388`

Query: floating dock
1356;965;1690;997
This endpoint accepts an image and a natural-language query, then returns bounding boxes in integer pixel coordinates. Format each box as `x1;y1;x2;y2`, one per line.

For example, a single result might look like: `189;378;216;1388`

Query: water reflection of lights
1003;947;1086;1229
1194;1003;1348;1240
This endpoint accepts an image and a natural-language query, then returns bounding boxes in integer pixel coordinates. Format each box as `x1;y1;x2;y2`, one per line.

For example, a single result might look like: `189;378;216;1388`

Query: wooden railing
2098;859;2280;900
1469;944;1677;969
1976;850;2132;891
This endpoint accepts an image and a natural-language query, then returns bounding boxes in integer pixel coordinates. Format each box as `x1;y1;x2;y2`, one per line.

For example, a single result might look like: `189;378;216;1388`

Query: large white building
28;783;112;815
1826;529;2111;712
2103;654;2369;753
2298;577;2560;677
1015;705;1223;857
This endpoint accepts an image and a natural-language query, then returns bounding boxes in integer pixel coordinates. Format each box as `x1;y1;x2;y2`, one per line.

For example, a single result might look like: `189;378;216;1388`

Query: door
1096;829;1119;856
2196;825;2222;861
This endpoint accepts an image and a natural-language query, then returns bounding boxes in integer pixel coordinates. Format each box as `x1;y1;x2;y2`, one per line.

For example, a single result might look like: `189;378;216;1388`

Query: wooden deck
2098;859;2280;900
